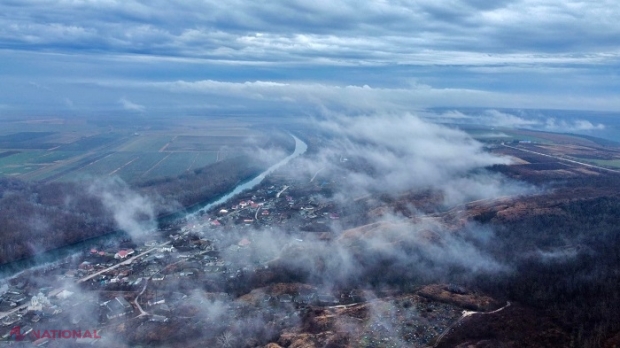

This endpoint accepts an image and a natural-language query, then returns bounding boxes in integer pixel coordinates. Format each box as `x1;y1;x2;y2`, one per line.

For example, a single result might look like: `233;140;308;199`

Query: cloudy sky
1;0;619;116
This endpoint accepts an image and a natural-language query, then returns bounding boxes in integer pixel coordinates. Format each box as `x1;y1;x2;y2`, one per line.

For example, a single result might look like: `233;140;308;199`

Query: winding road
134;279;149;317
433;302;512;347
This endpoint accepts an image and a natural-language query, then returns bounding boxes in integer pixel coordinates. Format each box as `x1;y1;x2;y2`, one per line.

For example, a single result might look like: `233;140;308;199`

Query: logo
8;326;25;341
7;326;102;341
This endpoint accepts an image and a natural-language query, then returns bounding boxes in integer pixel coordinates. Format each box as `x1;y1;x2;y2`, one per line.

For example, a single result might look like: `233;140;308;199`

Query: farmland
0;115;280;184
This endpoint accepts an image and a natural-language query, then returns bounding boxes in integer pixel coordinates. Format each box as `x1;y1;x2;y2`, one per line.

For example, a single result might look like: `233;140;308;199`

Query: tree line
0;150;280;264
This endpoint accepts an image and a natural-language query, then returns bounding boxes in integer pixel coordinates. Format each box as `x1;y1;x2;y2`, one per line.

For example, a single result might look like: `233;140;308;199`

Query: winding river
0;134;307;279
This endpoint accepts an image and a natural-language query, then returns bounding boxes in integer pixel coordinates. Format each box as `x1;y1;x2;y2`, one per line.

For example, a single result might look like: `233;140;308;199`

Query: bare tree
217;331;235;348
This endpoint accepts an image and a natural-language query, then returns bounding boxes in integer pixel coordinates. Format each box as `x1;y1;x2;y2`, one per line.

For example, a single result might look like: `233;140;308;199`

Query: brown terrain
82;133;620;347
260;137;620;348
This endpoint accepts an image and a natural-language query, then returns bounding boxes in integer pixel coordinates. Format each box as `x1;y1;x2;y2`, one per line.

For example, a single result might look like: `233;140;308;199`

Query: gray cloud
1;1;618;119
431;109;608;133
118;97;145;112
88;177;156;241
1;0;618;64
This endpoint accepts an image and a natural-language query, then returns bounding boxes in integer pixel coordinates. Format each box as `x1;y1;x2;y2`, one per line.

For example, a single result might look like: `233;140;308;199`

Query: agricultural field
463;128;552;144
0;115;277;184
579;158;620;169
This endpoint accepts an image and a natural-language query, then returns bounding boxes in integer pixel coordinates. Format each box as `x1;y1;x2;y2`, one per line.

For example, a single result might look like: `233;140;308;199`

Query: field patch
0;151;46;169
166;136;248;152
190;152;220;170
0;131;58;149
118;135;174;152
0;131;54;142
0;151;20;159
115;152;169;182
59;133;125;151
142;152;199;179
586;159;620;169
0;116;283;184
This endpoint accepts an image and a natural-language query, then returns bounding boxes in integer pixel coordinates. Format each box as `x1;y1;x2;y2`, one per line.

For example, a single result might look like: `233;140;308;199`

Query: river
192;134;307;216
0;134;308;279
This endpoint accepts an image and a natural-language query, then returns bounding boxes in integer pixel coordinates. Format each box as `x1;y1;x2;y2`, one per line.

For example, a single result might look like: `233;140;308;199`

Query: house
78;261;93;271
279;294;293;303
294;293;316;305
317;293;339;305
7;294;26;305
21;326;33;336
148;298;165;307
149;315;169;323
154;303;171;314
41;306;62;317
445;284;468;295
1;315;18;326
114;249;135;260
6;288;21;295
169;292;187;304
28;293;50;312
105;296;132;319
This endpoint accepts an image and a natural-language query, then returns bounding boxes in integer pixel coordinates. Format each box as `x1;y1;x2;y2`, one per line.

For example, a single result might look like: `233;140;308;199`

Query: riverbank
0;134;307;279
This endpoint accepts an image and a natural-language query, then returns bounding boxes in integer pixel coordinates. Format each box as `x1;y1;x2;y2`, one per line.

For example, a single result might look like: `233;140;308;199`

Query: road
310;167;324;182
502;144;620;174
276;185;289;198
77;241;171;284
134;279;149;317
1;242;169;320
433;302;511;347
0;303;28;320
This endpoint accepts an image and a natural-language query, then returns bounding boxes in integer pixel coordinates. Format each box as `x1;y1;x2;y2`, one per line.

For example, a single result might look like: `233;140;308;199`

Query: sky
1;0;619;117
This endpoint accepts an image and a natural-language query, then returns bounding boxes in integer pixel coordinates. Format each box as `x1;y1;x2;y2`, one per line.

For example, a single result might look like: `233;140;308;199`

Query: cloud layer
0;0;619;114
2;0;619;62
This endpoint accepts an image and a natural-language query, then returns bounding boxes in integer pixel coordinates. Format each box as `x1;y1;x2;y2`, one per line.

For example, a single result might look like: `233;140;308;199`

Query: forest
0;154;268;264
476;194;620;347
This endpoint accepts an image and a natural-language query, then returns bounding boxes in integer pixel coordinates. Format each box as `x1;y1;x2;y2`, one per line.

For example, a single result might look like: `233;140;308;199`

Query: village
0;162;355;346
0;155;484;347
